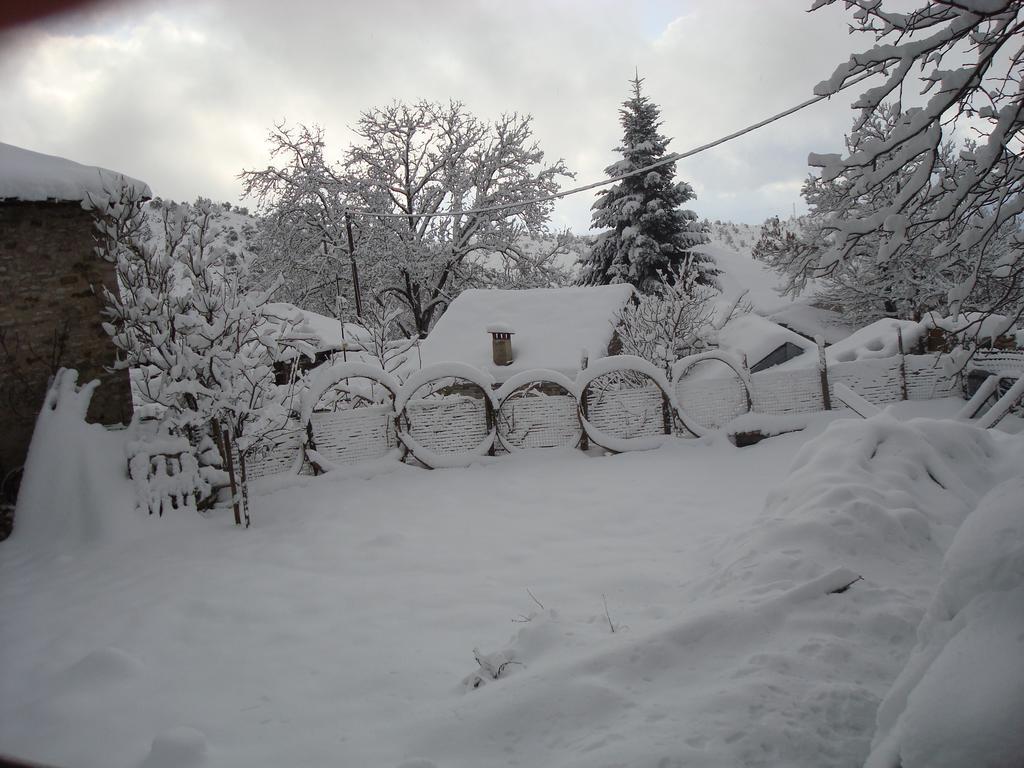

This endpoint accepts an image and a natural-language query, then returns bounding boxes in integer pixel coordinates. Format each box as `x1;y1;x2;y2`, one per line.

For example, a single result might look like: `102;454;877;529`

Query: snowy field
2;397;1023;768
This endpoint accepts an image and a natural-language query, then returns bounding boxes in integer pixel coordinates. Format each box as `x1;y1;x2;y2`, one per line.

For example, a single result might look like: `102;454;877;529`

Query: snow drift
11;369;141;554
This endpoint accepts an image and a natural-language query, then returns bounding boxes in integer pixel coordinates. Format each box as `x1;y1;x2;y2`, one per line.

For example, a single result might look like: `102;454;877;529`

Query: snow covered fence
241;351;1015;477
739;354;959;417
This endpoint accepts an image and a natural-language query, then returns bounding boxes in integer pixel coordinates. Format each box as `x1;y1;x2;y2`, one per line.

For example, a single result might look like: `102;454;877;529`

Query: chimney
487;323;514;366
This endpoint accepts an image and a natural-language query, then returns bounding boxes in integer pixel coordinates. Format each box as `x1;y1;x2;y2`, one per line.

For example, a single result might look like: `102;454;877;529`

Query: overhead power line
343;68;880;221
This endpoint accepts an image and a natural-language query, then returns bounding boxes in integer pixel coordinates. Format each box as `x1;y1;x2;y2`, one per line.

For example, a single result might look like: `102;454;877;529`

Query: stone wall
0;200;132;485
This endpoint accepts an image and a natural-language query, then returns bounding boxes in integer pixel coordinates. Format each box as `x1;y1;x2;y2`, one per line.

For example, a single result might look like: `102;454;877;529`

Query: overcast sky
0;0;874;231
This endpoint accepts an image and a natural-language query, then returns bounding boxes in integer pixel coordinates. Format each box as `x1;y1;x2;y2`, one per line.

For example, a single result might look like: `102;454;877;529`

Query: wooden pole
485;392;496;457
897;327;909;401
238;446;251;529
304;420;320;476
578;353;589;451
345;212;363;319
817;336;832;411
661;384;673;436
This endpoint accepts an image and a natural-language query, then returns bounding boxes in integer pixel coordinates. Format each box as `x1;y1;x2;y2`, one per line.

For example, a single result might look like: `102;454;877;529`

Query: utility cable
342;67;881;221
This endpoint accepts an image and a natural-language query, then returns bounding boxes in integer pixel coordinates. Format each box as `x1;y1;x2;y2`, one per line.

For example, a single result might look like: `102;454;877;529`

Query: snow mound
699;414;998;601
11;369;143;555
865;475;1024;768
138;726;208;768
55;646;144;692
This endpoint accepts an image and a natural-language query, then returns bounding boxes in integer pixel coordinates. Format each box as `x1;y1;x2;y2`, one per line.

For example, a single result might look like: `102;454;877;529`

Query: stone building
0;142;151;508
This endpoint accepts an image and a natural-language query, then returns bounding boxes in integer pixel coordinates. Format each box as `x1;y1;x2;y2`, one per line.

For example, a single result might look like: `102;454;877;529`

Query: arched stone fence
672;351;753;433
394;363;498;469
493;370;580;453
282;354;754;471
223;349;969;478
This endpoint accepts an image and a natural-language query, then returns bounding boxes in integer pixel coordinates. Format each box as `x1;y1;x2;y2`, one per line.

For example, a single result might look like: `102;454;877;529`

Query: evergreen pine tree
579;76;716;293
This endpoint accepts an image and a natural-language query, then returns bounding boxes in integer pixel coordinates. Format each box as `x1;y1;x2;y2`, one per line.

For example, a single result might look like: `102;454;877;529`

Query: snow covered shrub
614;263;745;377
89;184;311;524
125;426;219;518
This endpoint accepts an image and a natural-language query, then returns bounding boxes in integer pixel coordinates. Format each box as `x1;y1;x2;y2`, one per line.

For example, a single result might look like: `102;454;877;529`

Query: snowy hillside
698;221;854;344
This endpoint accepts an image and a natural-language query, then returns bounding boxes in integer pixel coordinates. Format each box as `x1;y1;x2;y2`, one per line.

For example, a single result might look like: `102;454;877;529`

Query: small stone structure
0;142;150;507
487;323;514;366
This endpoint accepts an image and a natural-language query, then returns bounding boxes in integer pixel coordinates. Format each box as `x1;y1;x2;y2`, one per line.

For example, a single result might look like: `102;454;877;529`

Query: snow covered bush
348;295;418;379
89;184;310;523
614;263;746;377
613;265;716;376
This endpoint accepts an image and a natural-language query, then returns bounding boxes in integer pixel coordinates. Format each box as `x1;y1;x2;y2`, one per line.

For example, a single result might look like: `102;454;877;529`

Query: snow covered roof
777;317;926;370
713;313;817;368
419;285;635;381
0;142;151;203
925;312;1017;345
264;303;371;353
769;302;854;345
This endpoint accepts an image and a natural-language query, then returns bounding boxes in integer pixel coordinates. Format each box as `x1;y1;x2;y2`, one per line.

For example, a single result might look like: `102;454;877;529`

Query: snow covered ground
3;392;1023;768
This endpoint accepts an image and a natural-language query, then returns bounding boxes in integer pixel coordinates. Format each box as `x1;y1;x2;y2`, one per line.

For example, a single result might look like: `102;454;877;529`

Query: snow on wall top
419;285;634;381
0;142;151;202
713;313;817;368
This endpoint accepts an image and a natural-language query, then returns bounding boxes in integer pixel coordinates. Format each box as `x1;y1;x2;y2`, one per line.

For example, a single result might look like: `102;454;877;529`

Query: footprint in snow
138;726;207;768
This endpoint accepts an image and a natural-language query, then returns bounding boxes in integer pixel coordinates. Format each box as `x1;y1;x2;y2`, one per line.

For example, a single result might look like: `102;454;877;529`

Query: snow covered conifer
580;76;716;294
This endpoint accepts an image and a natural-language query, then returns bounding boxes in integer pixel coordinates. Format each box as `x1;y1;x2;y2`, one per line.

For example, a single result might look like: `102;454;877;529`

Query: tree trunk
222;427;242;526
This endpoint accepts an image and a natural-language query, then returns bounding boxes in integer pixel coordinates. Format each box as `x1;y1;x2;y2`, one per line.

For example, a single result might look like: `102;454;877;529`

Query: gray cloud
0;0;874;229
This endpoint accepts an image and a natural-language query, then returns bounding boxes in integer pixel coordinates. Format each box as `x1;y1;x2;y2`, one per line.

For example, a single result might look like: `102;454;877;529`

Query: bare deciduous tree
242;102;574;336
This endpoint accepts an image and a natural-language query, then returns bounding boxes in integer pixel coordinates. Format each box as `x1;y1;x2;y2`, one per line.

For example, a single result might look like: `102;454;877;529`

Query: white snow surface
3;395;1024;768
0;141;151;202
697;224;792;315
697;222;854;345
419;285;634;381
